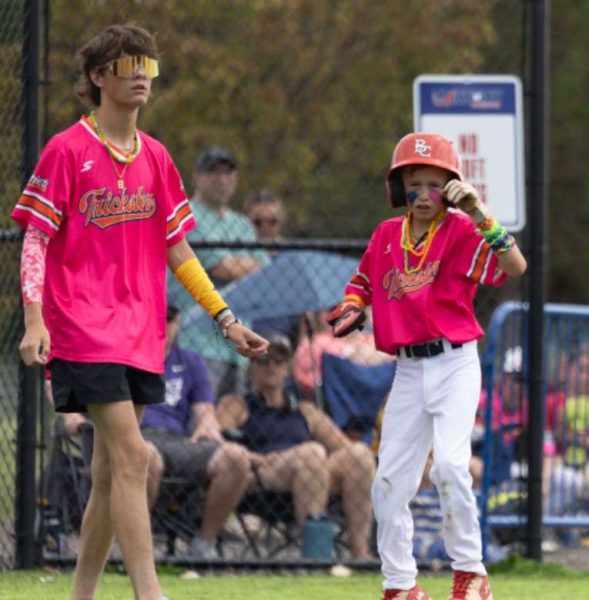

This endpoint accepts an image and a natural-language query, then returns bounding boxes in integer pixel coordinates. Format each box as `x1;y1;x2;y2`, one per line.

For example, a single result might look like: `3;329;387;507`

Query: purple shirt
141;345;215;436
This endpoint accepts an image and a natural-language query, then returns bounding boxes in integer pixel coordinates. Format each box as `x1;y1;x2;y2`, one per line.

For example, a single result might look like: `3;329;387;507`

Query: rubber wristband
478;216;495;231
492;232;516;253
214;308;233;324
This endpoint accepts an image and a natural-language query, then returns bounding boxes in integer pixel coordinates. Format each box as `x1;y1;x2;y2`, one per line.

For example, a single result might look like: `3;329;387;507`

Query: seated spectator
294;308;394;400
552;347;589;508
141;303;251;560
216;334;376;559
474;346;527;486
244;187;286;249
243;187;299;345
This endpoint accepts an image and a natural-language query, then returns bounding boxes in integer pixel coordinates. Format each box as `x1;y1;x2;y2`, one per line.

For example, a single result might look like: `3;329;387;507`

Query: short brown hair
75;24;159;108
243;187;283;213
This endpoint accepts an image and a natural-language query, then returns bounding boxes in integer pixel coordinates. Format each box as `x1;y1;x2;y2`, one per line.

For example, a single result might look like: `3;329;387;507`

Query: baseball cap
196;146;238;172
266;333;293;357
252;333;293;365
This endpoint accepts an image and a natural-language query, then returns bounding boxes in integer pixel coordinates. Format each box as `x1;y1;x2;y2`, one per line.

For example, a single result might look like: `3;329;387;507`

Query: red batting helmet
386;133;463;207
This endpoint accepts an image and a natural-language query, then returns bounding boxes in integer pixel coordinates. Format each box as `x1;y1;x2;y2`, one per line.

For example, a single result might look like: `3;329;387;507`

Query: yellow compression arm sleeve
173;258;228;319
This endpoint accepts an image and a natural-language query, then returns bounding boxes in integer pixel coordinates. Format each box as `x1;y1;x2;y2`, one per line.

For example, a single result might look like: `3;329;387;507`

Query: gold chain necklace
400;210;445;274
87;112;139;189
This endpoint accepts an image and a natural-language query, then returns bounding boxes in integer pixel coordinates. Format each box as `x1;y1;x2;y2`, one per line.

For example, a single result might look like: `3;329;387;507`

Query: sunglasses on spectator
253;217;281;227
107;55;159;79
252;352;289;366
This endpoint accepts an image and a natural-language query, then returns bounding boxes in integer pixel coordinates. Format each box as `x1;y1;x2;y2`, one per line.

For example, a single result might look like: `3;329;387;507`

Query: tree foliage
47;0;496;237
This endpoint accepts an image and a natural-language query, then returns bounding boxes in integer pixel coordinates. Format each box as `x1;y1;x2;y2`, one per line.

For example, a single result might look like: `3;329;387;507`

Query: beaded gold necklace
400;210;446;274
87;112;140;189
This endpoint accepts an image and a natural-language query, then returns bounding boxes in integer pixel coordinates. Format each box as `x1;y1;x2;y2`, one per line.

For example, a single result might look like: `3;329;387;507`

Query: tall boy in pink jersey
12;24;268;600
327;133;527;600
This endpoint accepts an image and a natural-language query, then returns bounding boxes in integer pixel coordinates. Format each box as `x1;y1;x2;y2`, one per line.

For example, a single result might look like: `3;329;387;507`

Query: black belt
397;340;463;358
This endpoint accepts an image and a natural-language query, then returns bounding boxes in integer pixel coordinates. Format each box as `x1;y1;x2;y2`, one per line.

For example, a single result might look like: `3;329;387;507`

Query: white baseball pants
372;339;486;590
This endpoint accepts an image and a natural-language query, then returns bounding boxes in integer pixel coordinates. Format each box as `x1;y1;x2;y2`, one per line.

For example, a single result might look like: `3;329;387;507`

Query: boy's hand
226;323;269;357
19;320;51;366
444;180;488;224
326;300;366;338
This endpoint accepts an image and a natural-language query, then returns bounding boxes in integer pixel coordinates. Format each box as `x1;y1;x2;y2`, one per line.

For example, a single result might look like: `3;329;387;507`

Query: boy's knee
111;439;151;478
430;460;472;498
371;474;402;519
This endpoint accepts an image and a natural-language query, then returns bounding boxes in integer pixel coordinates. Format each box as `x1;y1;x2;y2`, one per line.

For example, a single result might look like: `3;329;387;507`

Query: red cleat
382;583;431;600
448;570;493;599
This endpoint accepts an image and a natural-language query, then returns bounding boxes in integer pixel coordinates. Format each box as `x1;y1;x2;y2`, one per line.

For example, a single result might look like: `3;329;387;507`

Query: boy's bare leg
70;429;115;599
72;401;162;600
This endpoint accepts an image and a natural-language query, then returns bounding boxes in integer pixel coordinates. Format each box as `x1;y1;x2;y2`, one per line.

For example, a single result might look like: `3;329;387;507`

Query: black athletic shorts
49;358;165;414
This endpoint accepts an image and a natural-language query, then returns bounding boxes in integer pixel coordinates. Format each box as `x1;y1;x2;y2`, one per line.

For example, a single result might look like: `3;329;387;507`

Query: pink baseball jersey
345;209;507;355
11;117;195;373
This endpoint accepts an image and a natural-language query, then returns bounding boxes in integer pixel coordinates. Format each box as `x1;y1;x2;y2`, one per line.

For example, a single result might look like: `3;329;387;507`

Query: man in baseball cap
195;146;238;173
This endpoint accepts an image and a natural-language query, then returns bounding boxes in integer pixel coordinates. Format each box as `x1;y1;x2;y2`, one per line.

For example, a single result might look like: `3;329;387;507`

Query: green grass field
1;558;588;600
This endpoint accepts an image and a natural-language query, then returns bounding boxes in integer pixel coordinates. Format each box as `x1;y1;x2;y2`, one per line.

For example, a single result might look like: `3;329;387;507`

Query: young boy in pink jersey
327;133;526;600
12;24;268;600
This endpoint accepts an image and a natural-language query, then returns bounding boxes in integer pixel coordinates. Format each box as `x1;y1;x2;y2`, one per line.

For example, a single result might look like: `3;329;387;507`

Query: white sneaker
188;535;219;560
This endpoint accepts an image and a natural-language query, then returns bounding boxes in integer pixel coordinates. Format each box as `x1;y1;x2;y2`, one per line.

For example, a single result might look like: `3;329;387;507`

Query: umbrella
183;249;359;327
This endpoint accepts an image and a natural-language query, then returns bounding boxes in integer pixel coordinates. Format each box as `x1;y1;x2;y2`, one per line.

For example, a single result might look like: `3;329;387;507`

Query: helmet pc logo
414;138;432;157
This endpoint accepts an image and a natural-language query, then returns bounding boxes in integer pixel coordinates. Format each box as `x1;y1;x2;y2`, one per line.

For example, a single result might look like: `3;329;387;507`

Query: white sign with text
414;75;525;232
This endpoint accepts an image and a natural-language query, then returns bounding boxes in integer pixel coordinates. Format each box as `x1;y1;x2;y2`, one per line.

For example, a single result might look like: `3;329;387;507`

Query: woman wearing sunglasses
12;24;268;600
216;334;376;559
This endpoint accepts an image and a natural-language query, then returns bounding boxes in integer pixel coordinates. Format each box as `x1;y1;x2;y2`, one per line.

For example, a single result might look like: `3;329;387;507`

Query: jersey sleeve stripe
166;213;194;241
20;190;63;217
14;194;62;229
480;247;493;283
12;205;60;232
345;270;372;303
467;239;491;281
166;200;192;234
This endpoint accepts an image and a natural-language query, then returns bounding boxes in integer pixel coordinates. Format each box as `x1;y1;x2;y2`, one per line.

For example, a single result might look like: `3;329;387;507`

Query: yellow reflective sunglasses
108;55;159;79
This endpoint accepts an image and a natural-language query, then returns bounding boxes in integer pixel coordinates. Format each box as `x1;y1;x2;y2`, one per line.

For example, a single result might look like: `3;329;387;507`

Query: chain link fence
2;0;541;570
0;0;26;571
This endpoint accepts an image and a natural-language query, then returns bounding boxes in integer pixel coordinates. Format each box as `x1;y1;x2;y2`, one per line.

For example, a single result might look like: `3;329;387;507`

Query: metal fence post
15;0;42;569
526;0;550;562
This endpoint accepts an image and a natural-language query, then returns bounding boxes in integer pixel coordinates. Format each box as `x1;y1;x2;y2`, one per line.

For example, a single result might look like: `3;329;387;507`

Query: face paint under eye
429;190;443;206
406;191;419;205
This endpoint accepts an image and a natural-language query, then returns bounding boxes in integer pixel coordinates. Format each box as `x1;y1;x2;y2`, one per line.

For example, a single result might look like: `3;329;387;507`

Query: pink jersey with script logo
11;119;195;372
345;210;507;355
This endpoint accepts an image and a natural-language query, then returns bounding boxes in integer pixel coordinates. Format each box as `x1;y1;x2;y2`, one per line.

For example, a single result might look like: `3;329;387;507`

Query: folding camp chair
38;420;93;558
151;476;206;557
321;352;396;447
